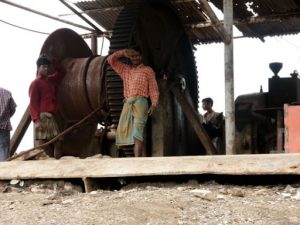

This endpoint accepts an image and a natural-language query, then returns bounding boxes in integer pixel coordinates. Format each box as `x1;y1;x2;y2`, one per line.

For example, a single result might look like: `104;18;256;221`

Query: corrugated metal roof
75;0;221;44
211;0;300;40
75;0;300;44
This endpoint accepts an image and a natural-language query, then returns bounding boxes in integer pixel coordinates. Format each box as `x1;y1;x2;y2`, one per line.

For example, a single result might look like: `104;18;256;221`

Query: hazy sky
1;0;300;152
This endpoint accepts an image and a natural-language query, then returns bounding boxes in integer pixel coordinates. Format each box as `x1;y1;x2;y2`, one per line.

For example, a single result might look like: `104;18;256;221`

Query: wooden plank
9;105;31;156
0;154;299;180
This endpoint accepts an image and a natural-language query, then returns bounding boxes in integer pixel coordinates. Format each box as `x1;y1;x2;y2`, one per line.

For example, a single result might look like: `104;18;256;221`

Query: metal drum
59;56;108;122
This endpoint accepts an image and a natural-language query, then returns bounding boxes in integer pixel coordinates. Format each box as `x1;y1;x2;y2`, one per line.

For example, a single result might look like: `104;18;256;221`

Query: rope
0;19;49;35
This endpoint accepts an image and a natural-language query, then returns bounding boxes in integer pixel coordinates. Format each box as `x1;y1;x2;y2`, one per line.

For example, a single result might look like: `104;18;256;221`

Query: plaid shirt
0;87;16;131
108;50;159;106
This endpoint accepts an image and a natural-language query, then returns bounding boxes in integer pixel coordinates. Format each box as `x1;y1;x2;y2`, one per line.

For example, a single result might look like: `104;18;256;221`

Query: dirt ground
0;179;300;225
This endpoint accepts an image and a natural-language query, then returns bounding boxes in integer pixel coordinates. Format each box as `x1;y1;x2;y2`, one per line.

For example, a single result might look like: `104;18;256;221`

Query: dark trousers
0;129;10;161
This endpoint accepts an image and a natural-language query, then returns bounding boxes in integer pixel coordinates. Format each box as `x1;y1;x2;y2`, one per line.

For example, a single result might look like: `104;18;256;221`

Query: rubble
0;180;299;224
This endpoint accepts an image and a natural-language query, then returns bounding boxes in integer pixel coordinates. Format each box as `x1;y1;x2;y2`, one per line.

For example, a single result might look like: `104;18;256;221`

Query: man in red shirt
29;54;66;159
108;47;159;157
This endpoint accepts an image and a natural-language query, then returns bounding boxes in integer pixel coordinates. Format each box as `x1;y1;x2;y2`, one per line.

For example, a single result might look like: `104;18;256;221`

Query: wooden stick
9;105;31;156
9;107;101;161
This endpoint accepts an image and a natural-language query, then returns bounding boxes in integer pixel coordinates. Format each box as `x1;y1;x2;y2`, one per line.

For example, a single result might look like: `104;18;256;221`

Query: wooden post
91;33;98;55
9;105;31;156
276;110;283;152
224;0;235;154
170;83;217;155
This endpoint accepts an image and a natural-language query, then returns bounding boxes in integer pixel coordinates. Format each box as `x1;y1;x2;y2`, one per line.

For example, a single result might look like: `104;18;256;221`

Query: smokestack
269;62;282;78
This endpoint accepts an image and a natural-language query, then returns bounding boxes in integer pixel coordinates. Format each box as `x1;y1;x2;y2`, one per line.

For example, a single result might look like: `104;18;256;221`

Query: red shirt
108;50;159;106
29;62;66;122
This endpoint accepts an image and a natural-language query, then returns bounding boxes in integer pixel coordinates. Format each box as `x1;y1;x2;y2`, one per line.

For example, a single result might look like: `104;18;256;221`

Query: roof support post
91;33;98;55
223;0;235;154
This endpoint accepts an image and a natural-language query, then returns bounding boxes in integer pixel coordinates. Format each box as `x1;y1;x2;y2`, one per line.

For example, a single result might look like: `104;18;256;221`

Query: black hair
36;53;50;67
202;97;213;106
130;46;142;54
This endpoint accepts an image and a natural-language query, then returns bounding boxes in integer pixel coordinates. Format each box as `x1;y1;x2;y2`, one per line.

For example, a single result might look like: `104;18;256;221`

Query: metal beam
59;6;124;17
0;0;94;32
58;0;196;17
59;0;103;34
197;0;231;44
175;0;197;2
80;32;111;39
189;13;300;28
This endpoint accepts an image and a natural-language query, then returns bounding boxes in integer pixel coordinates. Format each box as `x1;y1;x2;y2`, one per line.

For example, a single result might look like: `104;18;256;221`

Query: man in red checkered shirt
108;47;159;157
0;87;16;160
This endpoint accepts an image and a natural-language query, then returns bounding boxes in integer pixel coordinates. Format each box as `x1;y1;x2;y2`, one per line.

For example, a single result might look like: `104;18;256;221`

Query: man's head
125;47;142;66
202;97;213;111
36;54;50;77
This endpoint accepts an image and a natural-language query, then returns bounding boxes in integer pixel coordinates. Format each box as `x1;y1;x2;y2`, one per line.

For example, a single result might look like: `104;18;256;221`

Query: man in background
0;87;16;161
201;97;224;154
29;54;66;159
107;47;159;157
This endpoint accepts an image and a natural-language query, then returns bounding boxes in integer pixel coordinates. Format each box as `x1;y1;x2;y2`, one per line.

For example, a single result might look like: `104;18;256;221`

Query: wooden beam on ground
0;154;299;181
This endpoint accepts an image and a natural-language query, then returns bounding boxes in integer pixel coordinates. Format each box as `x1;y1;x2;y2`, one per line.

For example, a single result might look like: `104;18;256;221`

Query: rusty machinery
14;0;209;158
11;1;300;158
235;62;300;154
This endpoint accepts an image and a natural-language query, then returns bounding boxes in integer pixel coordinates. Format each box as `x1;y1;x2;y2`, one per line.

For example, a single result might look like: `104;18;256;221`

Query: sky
1;0;300;152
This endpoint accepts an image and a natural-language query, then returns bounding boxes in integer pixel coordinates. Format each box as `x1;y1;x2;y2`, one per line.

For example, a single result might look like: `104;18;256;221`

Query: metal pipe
224;0;235;154
0;0;94;32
